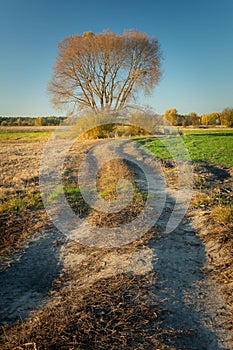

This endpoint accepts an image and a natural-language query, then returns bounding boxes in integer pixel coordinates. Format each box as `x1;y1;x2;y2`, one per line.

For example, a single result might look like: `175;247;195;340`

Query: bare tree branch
48;30;162;113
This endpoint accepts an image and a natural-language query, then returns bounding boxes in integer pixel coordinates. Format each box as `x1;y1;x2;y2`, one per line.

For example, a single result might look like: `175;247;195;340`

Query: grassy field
140;129;233;167
0;129;52;142
1;127;232;165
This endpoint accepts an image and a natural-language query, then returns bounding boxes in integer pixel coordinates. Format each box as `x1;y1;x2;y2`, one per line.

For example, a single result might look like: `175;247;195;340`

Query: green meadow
0;129;52;142
141;129;233;167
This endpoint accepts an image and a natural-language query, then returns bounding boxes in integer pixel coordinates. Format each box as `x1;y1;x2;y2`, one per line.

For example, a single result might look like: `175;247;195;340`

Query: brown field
0;131;232;349
0;126;57;131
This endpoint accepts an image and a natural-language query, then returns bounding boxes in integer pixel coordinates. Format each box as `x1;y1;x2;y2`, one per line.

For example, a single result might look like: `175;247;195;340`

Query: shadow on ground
0;230;64;324
149;195;230;350
114;139;230;349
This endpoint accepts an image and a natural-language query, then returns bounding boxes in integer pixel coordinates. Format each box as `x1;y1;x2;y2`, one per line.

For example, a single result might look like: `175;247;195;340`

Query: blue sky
0;0;233;116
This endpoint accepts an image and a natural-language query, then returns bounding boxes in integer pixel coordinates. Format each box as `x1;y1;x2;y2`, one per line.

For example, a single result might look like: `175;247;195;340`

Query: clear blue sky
0;0;233;117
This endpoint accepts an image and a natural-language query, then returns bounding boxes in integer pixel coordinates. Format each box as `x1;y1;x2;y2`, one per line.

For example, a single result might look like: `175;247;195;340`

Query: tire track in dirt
149;200;232;350
79;139;233;349
0;139;232;349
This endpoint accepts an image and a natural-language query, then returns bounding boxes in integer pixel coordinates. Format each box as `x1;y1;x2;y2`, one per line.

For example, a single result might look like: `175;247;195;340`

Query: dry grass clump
191;185;232;210
1;273;169;350
191;192;212;208
210;205;233;226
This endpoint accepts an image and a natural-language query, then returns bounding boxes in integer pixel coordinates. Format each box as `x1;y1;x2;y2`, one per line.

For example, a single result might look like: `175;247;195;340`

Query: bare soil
0;137;232;349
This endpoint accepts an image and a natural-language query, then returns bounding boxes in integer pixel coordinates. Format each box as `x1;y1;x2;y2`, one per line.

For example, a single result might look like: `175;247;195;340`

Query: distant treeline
0;116;66;126
164;108;233;127
1;108;232;128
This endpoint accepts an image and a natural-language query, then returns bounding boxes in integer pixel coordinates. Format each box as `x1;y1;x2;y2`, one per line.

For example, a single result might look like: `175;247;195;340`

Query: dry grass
0;210;48;262
96;158;133;200
0;138;99;257
158;159;179;189
191;163;233;322
193;210;233;319
191;192;212;208
0;126;57;131
0;140;47;258
1;273;173;350
88;158;147;228
0;137;174;349
1;133;232;348
210;205;233;225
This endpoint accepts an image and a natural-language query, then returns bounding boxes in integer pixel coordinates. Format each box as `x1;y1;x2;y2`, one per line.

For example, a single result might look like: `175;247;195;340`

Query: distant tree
16;117;22;126
189;112;200;126
35;117;44;126
221;108;233;127
181;115;190;127
10;117;17;126
201;112;221;125
49;30;162;113
21;120;29;126
0;116;66;127
164;108;181;126
45;116;65;125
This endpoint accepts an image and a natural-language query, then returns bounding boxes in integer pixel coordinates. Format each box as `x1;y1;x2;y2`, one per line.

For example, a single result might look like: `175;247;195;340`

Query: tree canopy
221;108;233;127
49;30;162;113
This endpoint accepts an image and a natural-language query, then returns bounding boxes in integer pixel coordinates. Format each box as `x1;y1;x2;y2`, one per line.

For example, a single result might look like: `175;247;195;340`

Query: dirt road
0;139;232;349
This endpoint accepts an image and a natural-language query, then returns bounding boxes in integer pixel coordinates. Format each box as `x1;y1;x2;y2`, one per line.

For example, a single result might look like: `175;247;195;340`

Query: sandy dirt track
0;139;232;349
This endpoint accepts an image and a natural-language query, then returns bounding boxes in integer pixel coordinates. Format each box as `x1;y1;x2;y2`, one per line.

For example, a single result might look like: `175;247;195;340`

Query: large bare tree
49;30;161;113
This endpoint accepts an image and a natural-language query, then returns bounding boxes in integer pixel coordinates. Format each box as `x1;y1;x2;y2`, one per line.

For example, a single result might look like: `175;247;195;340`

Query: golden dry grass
210;205;233;225
1;138;173;349
1;273;173;350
